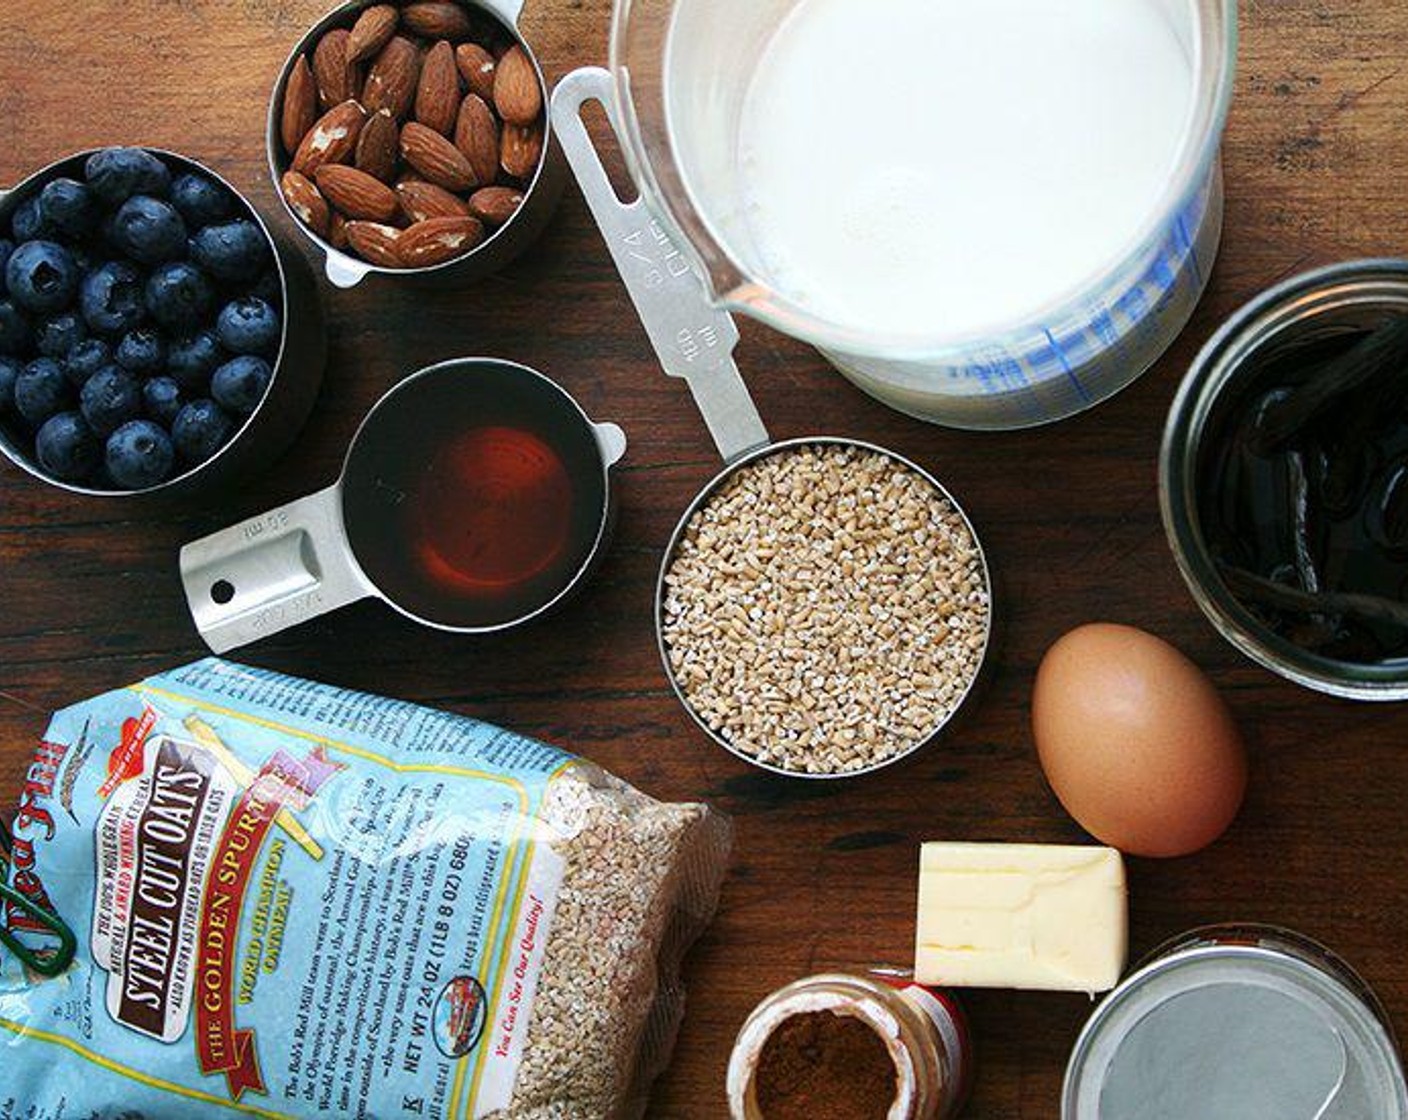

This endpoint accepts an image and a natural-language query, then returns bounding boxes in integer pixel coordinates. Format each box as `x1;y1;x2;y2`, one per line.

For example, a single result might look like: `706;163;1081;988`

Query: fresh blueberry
169;173;237;229
84;148;171;207
172;399;233;463
216;297;280;357
35;411;100;481
115;328;166;376
0;356;20;414
142;376;183;426
189;220;269;283
14;358;72;427
106;419;175;489
211;355;272;414
166;330;223;391
249;269;282;307
81;262;145;336
111;196;187;265
0;301;30;355
144;261;213;332
39;178;98;238
10;196;49;242
80;365;143;436
64;338;111;386
0;239;12;295
6;241;79;315
35;311;87;359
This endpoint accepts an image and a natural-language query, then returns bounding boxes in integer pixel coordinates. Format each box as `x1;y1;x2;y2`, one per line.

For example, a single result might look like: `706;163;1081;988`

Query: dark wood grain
3;2;1407;1117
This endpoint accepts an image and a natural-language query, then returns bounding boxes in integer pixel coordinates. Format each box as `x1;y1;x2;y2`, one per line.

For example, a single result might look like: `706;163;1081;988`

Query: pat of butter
914;842;1127;993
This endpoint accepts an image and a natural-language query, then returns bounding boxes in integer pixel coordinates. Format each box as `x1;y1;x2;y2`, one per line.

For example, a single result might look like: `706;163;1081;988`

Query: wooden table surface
3;1;1406;1116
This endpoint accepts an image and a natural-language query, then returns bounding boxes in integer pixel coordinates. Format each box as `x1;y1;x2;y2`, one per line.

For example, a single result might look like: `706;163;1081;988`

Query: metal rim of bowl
654;436;994;781
1159;257;1408;701
0;146;292;499
265;0;555;281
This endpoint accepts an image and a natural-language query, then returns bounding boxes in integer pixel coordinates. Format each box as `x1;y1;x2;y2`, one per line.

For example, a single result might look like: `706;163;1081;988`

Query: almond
315;164;400;222
292;100;368;175
454;42;497;102
453;94;500;188
312;29;359;111
347;4;398;64
363;36;421;120
345;221;404;268
396;180;471;224
500;121;543;180
281;171;331;237
401;2;474;40
329;210;351;251
355;109;400;183
415;41;461;136
281;56;319;157
398;216;485;267
493;45;541;126
401;121;478;191
469;185;523;227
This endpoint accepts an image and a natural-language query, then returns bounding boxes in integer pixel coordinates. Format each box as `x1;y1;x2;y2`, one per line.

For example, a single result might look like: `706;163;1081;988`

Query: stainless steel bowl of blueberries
0;147;324;496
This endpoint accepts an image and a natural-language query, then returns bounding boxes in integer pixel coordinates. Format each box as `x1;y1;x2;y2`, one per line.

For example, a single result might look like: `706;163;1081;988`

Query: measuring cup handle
550;67;770;464
480;0;525;25
179;485;373;655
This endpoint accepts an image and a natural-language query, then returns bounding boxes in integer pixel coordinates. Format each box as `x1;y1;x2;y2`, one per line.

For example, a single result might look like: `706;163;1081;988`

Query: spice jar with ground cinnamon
727;972;971;1120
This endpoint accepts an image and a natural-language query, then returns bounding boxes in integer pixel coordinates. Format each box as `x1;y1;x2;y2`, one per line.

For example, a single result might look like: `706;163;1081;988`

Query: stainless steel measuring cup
179;357;626;652
551;69;993;779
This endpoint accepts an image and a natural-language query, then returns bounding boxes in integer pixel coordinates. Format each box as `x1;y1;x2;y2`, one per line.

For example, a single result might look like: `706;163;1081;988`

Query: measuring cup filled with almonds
552;70;993;779
267;0;563;287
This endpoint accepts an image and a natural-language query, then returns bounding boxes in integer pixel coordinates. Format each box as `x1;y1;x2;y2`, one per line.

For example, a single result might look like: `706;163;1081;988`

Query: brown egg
1032;623;1247;858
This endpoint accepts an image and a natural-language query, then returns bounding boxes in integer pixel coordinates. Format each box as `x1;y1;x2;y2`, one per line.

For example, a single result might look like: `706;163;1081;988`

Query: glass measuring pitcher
607;0;1238;429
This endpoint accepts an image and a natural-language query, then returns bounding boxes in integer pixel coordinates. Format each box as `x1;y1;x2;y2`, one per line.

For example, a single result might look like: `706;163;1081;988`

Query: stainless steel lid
1064;943;1408;1119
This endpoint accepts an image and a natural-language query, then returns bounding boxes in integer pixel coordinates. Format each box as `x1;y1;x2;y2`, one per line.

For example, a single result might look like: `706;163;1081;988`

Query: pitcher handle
550;67;770;464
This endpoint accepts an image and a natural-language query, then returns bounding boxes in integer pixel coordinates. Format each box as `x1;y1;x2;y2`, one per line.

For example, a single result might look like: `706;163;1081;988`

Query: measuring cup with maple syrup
179;359;626;652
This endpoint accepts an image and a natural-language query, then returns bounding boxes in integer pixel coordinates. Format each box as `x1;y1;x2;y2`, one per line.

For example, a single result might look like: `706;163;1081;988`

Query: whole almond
329;210;351;251
292;100;368;175
347;4;398;64
453;94;499;188
363;36;421;119
281;56;318;157
401;121;478;191
355;109;400;183
345;221;404;267
281;171;331;237
312;29;359;110
493;45;541;126
315;164;400;222
454;43;497;102
469;185;523;227
416;41;461;136
500;122;543;180
398;216;486;267
401;2;474;40
396;180;471;223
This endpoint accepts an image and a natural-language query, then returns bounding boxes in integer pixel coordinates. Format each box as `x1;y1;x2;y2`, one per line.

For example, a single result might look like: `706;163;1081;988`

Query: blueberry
35;311;87;359
39;178;98;238
106;419;175;489
142;376;183;426
6;241;79;315
11;196;49;242
80;365;142;436
144;261;213;332
250;269;282;307
169;173;237;229
190;221;269;283
14;358;72;427
0;301;30;355
166;330;224;391
115;328;166;375
211;355;272;414
64;338;111;386
111;196;187;265
35;411;100;481
0;239;12;295
81;262;145;336
216;297;280;357
84;148;170;207
0;356;20;414
172;399;233;463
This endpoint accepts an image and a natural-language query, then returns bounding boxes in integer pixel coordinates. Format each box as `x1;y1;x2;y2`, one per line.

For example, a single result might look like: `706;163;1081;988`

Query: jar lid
1063;943;1408;1119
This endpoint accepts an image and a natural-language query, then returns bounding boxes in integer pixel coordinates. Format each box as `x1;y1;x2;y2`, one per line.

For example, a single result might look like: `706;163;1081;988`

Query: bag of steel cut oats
0;659;730;1119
